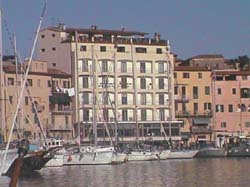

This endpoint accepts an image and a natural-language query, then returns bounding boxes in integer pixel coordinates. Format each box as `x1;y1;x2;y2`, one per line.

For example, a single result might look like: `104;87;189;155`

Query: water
1;158;250;187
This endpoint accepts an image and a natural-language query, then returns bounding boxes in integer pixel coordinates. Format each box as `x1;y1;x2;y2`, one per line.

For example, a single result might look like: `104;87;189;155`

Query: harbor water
1;158;250;187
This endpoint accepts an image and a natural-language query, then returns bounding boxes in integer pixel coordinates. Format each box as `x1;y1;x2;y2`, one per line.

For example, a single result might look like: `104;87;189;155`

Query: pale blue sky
1;0;250;59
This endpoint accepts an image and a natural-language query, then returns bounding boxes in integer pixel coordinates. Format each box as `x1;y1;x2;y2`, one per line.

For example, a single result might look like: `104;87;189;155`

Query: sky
1;0;249;60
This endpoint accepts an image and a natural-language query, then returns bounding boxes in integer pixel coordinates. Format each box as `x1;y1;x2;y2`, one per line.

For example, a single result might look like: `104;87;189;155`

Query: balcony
49;125;72;131
176;111;212;118
174;95;189;102
62;35;168;46
191;126;212;134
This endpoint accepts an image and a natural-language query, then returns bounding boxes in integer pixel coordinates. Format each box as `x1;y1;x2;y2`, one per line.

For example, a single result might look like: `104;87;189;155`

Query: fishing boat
195;147;226;158
227;136;250;157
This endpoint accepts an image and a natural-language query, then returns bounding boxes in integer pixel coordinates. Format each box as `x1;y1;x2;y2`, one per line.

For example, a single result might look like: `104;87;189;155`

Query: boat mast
91;45;98;146
74;31;81;145
130;39;139;146
0;9;5;144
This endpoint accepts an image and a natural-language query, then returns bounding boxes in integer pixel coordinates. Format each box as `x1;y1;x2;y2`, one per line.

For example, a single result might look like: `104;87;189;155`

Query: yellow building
0;59;72;143
174;66;213;143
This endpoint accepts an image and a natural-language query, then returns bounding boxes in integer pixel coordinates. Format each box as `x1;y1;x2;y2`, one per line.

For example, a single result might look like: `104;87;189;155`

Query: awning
193;118;211;125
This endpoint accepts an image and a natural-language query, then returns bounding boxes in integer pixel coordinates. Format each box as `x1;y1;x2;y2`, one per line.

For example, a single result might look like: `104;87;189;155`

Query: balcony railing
191;126;212;134
62;35;167;46
176;111;212;117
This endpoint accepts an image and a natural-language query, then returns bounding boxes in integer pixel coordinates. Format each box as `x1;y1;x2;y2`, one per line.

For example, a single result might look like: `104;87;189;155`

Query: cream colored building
0;59;72;143
37;24;182;145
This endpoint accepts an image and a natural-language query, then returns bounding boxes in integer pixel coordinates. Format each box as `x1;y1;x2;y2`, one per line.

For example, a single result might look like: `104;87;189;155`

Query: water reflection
1;158;250;187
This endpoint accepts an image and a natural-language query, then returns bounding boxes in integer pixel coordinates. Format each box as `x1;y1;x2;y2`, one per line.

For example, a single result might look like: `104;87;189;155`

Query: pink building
213;70;250;137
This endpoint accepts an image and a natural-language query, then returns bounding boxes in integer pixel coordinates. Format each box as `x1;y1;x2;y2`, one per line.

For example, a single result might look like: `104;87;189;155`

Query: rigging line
0;0;48;175
96;55;115;146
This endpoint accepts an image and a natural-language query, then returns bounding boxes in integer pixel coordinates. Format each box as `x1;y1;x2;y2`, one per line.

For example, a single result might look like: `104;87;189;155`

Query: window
193;86;198;99
121;94;127;105
174;72;177;78
156;48;162;54
204;103;211;110
221;122;227;128
122;109;128;121
242;75;248;80
216;104;224;112
241;88;250;98
194;103;198;113
182;86;186;96
229;104;233;112
27;79;33;86
102;61;108;72
83;109;90;121
159;109;165;120
7;78;14;86
245;122;250;128
140;78;146;89
63;81;69;88
174;87;178;95
100;46;106;52
230;88;236;95
205;86;210;95
135;47;147;53
80;45;86;51
141;109;147;121
25;96;29;105
52;33;56;37
158;62;165;73
9;96;13;104
198;72;202;79
121;61;127;73
52;63;56;67
41;34;45;38
159;93;164;105
140;62;146;73
141;94;146;105
82;92;89;104
117;46;125;52
121;77;127;88
82;60;88;72
48;80;51;87
183;73;189;78
159;78;164;89
102;92;108;105
82;76;89;88
41;48;45;52
52;47;56;51
218;88;222;95
37;79;41;87
65;116;69;126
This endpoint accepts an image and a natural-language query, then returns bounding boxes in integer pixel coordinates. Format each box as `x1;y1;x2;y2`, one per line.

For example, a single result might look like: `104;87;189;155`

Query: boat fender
87;146;92;152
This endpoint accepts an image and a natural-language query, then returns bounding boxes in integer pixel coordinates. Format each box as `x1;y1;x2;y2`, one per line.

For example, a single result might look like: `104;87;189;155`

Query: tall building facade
37;24;182;145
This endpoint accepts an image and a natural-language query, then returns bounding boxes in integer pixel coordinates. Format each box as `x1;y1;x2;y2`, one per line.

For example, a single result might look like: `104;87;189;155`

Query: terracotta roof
174;66;211;71
45;26;148;36
213;70;250;76
191;54;224;59
3;64;71;77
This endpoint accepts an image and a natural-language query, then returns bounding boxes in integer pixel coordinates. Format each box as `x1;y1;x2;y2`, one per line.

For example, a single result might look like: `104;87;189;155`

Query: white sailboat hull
63;146;114;165
159;150;171;160
168;150;198;159
0;149;18;174
128;150;158;161
111;153;128;164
